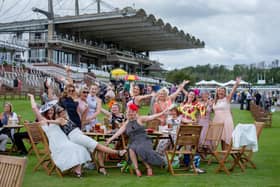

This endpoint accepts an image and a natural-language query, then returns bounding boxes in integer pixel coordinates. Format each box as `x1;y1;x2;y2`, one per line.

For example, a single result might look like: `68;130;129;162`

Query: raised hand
183;80;190;85
27;93;34;98
236;77;241;84
178;80;189;90
66;66;71;72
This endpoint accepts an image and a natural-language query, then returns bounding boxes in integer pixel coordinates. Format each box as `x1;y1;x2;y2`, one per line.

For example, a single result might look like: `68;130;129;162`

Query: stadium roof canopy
0;7;205;52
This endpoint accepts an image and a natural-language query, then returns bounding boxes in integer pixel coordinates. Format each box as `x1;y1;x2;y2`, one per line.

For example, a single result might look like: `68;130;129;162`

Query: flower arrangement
108;99;116;109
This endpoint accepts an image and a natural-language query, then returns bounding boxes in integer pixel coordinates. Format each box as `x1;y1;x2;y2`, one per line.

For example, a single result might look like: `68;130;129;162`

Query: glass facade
53;50;75;65
29;48;46;62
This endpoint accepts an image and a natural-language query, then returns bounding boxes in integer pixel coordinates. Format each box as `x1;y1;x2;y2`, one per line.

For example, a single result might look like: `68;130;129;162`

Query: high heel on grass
135;168;142;177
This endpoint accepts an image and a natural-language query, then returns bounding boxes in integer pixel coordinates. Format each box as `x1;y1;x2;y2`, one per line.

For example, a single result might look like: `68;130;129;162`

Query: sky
0;0;279;70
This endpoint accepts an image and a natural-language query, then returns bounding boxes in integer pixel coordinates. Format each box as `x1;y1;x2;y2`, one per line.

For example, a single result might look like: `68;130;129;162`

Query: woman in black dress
106;103;168;177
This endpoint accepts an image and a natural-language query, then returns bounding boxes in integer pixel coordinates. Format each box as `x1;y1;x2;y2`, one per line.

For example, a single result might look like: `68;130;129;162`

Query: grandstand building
0;1;204;77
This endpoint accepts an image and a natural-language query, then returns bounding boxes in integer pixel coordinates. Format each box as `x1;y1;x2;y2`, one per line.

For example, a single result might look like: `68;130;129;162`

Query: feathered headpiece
128;103;139;111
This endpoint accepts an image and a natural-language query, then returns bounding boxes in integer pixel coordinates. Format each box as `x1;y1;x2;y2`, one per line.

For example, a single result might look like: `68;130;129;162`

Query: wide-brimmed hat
39;100;58;113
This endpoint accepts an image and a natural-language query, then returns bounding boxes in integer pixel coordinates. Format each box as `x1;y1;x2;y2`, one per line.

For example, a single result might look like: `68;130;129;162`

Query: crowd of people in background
233;89;279;111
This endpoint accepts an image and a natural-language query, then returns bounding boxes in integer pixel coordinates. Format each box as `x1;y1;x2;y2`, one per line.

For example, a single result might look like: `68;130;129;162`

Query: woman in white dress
28;94;91;177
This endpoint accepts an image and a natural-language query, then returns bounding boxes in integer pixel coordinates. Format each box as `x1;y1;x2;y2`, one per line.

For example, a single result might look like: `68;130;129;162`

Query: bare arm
105;122;127;145
134;92;155;106
101;108;112;118
65;66;73;85
91;97;102;119
227;77;241;102
169;80;190;101
80;106;89;129
81;107;91;126
182;89;188;98
46;118;68;126
139;108;169;124
47;87;57;100
27;93;44;121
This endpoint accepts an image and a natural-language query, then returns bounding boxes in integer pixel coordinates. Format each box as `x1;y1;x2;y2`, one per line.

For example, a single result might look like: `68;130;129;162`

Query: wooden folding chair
37;126;64;177
102;135;126;169
0;155;27;187
239;122;264;169
24;121;51;174
198;122;224;165
119;133;133;174
213;140;246;175
165;125;202;175
146;119;161;131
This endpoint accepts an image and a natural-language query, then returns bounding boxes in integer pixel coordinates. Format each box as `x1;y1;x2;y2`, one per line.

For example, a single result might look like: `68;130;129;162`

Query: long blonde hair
61;84;75;98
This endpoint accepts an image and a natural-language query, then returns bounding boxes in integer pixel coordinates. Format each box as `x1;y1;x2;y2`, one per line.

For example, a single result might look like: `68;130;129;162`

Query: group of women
0;74;241;178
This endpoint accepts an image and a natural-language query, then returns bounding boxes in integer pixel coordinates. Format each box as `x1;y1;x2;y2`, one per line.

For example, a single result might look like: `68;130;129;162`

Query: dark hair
184;90;197;103
170;107;181;116
42;107;55;120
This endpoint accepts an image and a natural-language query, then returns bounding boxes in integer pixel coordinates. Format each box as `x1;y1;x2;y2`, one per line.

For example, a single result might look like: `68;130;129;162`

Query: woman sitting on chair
106;103;168;177
28;94;91;177
0;102;19;144
49;104;126;176
101;102;125;134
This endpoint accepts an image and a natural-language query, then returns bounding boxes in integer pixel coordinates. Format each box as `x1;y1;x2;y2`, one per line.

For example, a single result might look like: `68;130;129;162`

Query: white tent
195;80;207;85
196;80;223;86
222;80;249;86
208;80;222;86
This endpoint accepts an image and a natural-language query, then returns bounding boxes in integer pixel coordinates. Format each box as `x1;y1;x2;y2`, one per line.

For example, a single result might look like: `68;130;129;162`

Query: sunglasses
82;91;89;94
68;89;75;93
57;109;65;114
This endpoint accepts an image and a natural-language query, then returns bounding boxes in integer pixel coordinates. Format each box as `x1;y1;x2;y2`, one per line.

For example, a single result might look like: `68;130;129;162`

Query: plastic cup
95;123;101;132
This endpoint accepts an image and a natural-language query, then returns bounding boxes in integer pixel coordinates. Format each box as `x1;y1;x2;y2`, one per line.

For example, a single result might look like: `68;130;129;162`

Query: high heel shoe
73;171;82;178
147;168;153;176
98;166;108;176
135;168;142;177
117;150;127;158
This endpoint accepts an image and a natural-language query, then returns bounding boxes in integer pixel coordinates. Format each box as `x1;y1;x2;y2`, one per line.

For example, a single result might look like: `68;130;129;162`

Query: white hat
39;100;58;113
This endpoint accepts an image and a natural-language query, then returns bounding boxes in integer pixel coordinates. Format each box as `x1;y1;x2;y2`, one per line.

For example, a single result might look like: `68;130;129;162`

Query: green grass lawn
1;99;280;187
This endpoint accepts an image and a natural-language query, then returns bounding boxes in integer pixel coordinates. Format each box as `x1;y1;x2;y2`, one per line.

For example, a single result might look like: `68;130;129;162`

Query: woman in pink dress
212;77;241;150
152;80;188;129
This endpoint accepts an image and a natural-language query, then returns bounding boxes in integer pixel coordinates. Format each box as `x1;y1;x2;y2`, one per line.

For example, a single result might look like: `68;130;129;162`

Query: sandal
135;168;142;177
98;166;108;176
73;171;82;178
147;168;153;176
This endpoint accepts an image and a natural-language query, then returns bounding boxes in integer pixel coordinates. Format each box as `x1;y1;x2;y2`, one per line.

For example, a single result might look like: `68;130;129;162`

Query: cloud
0;0;279;69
